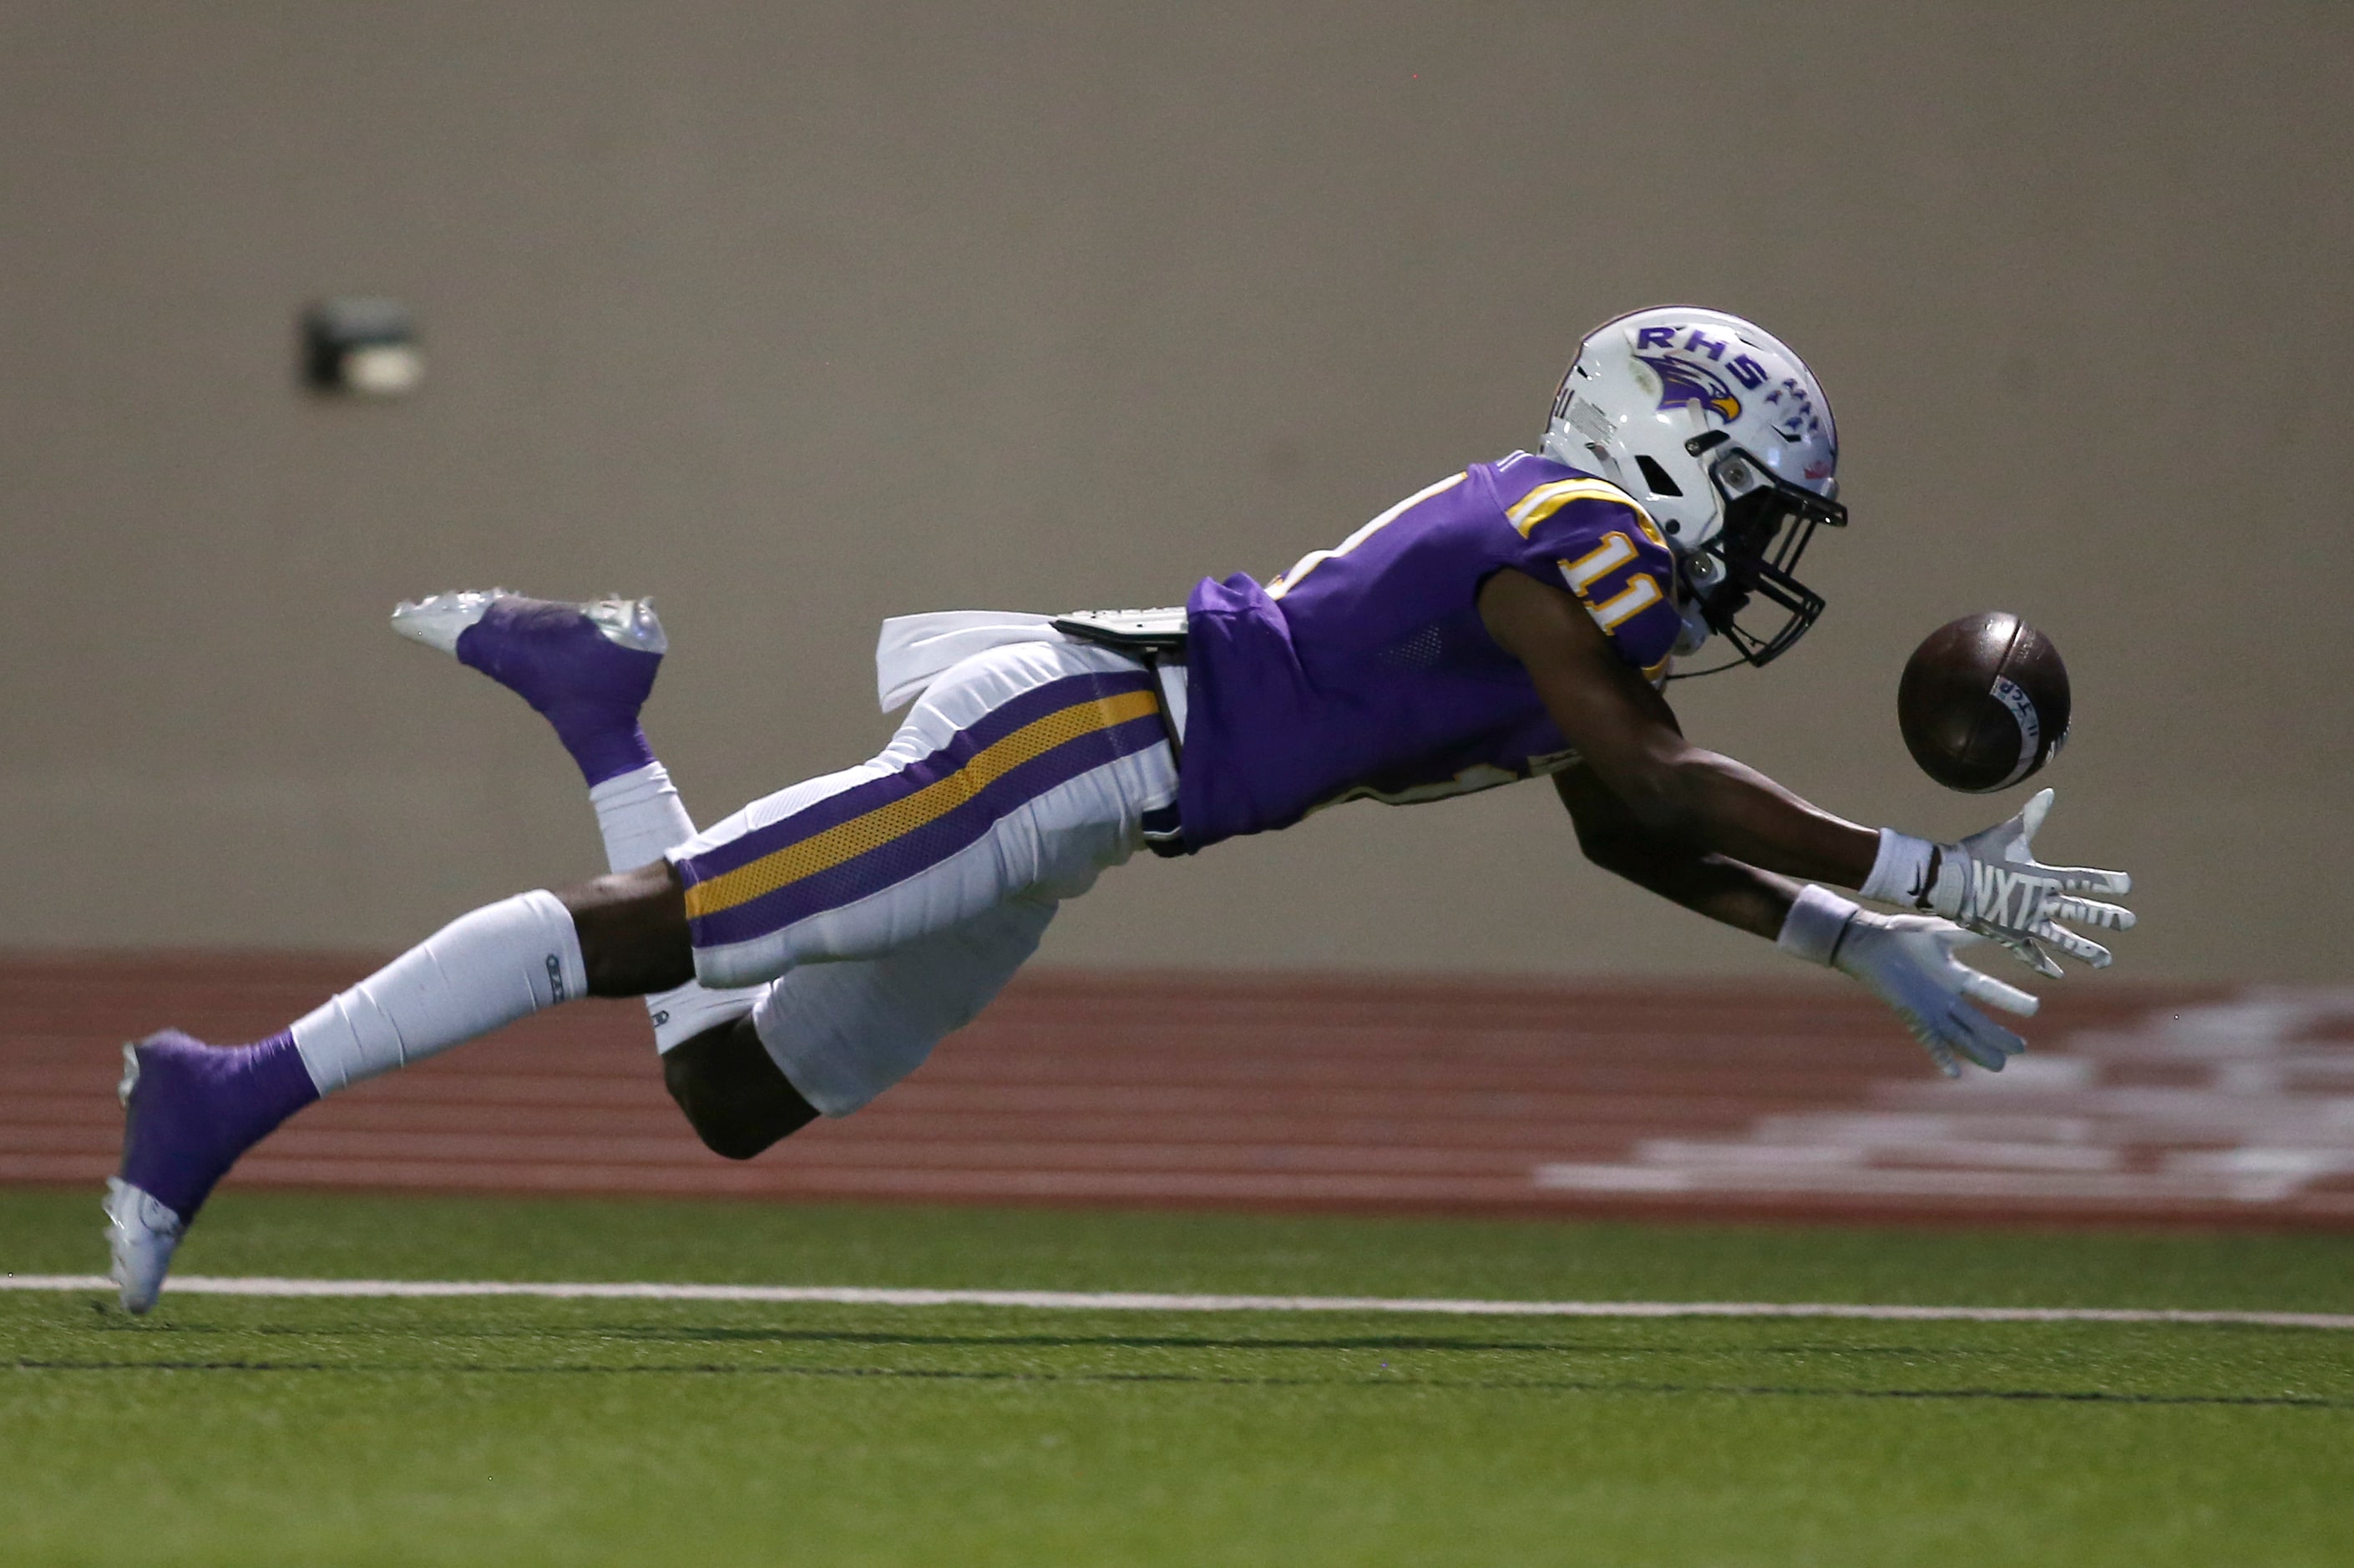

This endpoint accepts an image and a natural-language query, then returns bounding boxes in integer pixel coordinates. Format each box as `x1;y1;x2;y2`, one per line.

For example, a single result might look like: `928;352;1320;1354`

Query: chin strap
1670;598;1713;657
1661;560;1744;680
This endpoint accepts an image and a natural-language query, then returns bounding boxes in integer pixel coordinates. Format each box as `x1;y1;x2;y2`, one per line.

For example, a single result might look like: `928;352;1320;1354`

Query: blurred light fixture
301;296;423;397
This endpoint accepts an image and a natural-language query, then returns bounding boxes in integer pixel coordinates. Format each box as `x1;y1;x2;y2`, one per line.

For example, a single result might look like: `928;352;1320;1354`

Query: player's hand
1835;912;2039;1077
1926;788;2134;976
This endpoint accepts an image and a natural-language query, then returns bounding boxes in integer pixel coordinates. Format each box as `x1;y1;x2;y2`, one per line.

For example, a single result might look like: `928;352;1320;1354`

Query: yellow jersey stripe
1507;477;1654;539
683;688;1162;920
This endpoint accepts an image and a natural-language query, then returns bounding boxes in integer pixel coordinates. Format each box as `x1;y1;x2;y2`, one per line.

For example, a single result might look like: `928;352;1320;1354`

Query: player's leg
391;591;767;1051
107;862;691;1313
657;1019;817;1160
112;631;1172;1305
660;892;1056;1156
389;590;817;1152
671;638;1172;987
653;637;1177;1140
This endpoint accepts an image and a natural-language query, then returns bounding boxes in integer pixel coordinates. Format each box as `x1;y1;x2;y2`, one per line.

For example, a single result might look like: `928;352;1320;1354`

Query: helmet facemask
1678;432;1847;668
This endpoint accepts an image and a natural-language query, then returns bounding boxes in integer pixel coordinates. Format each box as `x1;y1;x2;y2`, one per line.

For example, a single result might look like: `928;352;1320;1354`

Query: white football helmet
1543;306;1845;668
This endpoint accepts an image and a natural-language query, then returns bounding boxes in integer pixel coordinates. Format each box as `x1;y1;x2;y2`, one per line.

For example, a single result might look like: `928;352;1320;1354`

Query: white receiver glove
1860;788;2134;978
1779;884;2039;1077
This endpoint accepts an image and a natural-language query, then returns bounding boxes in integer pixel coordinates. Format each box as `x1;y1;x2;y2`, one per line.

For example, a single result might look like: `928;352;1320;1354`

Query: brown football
1897;613;2072;793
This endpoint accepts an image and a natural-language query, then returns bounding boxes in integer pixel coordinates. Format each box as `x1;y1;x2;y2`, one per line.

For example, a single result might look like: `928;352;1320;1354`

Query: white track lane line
6;1275;2351;1329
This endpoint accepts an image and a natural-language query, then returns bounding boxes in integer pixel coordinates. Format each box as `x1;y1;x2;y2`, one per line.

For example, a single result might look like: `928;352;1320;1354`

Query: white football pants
670;640;1177;1115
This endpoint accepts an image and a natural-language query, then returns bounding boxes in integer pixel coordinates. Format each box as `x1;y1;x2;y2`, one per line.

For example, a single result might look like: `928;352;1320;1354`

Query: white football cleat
393;590;670;784
104;1176;185;1316
389;587;514;654
391;590;667;656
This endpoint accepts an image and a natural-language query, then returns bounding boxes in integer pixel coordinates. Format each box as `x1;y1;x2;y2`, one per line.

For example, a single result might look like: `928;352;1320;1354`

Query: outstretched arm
1480;569;1878;886
1550;728;2042;1079
1480;568;2134;975
1553;761;1802;941
1484;569;2079;1077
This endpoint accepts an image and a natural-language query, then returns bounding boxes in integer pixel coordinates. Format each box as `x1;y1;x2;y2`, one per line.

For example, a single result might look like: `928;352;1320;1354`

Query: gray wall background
3;3;2346;980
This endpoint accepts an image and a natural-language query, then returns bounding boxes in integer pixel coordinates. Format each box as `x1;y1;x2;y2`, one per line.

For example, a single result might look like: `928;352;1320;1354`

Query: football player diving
106;306;2136;1313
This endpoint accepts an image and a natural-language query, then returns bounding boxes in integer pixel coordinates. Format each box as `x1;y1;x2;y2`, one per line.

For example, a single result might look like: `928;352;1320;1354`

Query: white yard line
5;1275;2351;1329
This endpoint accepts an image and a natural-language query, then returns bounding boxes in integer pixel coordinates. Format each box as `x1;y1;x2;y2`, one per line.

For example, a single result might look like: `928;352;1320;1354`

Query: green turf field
5;1191;2351;1566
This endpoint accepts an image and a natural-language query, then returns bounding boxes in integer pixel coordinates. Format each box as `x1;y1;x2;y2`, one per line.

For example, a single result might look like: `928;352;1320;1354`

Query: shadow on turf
232;1325;1943;1357
108;1318;1991;1357
17;1357;2346;1409
597;1327;1944;1356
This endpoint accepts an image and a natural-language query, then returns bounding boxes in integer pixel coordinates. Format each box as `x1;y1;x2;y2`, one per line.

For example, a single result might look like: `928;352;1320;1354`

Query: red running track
5;956;2351;1227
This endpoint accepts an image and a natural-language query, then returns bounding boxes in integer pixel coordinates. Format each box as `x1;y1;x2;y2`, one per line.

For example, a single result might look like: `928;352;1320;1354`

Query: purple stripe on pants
685;710;1167;951
680;669;1155;886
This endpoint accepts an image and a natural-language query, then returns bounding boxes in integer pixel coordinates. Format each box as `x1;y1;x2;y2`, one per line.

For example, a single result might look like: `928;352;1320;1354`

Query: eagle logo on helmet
1639;355;1742;424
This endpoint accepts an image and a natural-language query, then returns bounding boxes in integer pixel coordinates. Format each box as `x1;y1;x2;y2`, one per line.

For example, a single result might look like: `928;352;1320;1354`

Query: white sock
589;761;763;1052
290;889;587;1095
590;763;696;873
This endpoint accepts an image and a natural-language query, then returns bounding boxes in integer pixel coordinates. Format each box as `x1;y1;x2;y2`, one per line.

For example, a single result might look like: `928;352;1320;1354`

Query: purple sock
119;1030;321;1222
453;600;660;786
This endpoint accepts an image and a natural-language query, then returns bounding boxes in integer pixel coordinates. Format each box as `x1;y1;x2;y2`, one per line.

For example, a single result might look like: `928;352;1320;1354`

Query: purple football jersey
1177;451;1683;850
